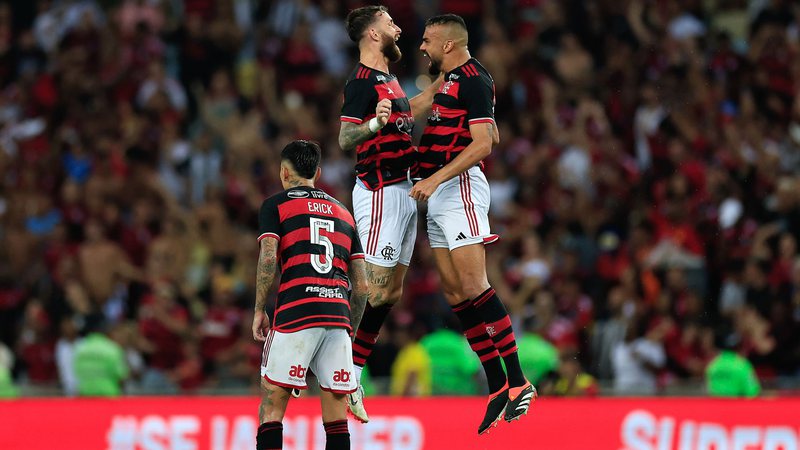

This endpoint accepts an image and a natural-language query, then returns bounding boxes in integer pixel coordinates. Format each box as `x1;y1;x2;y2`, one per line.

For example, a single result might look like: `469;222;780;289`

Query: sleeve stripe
340;116;363;124
258;232;280;242
350;253;365;260
469;117;495;124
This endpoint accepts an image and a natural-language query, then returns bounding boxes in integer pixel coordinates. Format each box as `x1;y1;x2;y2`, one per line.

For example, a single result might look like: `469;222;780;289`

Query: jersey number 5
310;218;334;274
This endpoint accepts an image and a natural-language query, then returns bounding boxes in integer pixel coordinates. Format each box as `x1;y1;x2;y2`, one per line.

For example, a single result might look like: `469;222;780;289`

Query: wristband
368;117;383;133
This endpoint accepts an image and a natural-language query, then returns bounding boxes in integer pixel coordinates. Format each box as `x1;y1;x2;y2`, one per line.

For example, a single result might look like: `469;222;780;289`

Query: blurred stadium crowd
1;0;799;397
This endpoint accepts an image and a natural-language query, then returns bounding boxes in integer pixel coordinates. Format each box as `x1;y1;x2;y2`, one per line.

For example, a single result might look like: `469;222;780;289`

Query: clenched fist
375;98;392;128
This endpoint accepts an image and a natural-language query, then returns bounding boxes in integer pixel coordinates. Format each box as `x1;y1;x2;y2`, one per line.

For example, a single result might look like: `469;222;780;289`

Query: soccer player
252;140;369;450
338;5;438;423
410;14;536;434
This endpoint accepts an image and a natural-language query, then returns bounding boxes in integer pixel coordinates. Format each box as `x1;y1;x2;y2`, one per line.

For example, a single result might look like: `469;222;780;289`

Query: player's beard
427;55;442;76
381;33;402;63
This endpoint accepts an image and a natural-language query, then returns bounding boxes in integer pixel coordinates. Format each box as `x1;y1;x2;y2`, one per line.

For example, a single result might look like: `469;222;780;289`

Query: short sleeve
258;197;281;242
463;76;495;125
350;226;365;260
341;78;375;124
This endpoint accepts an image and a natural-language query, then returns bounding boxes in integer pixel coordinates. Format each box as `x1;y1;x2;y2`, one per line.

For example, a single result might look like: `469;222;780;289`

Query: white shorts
352;179;417;267
260;327;357;394
426;166;499;250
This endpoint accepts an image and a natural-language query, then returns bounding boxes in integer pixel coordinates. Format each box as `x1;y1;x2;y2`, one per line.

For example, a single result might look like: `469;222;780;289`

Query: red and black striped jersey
340;64;416;190
257;187;365;333
418;58;495;178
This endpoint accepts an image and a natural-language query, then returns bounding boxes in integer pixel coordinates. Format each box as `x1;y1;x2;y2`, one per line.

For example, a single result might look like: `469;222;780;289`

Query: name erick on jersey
341;64;416;190
257;187;364;333
418;58;495;178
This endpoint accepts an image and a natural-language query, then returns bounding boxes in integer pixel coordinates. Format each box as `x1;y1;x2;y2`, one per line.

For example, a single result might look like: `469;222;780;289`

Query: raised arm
339;99;392;152
347;257;370;333
252;237;278;341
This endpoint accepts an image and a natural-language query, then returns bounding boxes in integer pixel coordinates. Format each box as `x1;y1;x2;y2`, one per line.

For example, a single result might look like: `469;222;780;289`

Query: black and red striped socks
452;299;507;393
257;421;282;450
352;303;392;370
472;287;527;387
324;419;350;450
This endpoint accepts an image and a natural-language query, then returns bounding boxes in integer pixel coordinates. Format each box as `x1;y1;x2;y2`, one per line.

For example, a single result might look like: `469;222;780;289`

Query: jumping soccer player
338;5;438;423
411;14;536;434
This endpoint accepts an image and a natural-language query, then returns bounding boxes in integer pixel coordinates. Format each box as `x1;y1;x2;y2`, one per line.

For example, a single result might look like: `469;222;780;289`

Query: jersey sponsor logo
455;232;468;241
289;364;307;378
288;190;310;199
310;191;328;199
394;112;414;135
305;286;345;299
380;245;396;261
332;369;351;383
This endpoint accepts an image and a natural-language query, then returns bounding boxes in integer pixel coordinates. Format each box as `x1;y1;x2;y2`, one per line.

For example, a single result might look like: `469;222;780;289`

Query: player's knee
461;279;489;300
441;284;463;305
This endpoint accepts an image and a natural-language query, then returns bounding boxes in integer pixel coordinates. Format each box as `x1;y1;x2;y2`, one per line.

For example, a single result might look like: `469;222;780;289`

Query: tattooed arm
348;258;370;334
253;237;278;341
339;99;392;152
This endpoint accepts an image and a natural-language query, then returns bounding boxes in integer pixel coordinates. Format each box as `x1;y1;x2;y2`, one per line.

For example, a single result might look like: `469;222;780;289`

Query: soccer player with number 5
252;140;370;450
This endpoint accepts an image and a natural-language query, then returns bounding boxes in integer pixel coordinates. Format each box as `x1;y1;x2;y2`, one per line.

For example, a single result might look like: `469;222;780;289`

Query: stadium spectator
73;316;128;397
552;351;599;397
420;322;481;395
515;330;559;388
612;320;668;395
389;318;431;397
0;342;17;397
55;316;80;396
706;328;761;397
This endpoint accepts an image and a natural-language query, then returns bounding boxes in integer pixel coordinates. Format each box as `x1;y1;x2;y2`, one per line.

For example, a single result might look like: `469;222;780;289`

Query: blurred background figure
73;315;128;397
551;350;598;397
420;317;481;395
706;326;761;397
390;316;431;397
612;320;667;395
0;342;18;398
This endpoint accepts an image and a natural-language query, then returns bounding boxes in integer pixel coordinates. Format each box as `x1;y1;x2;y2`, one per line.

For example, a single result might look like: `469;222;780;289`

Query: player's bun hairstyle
281;140;321;179
424;13;467;31
345;5;388;43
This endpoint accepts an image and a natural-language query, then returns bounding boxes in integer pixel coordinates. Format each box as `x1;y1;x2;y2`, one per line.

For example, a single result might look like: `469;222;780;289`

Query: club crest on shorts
381;244;396;260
